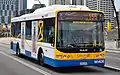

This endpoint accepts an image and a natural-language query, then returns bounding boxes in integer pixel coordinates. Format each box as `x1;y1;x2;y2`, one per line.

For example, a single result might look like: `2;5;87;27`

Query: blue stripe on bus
20;50;37;60
11;43;37;60
44;56;105;67
11;43;105;67
25;50;31;57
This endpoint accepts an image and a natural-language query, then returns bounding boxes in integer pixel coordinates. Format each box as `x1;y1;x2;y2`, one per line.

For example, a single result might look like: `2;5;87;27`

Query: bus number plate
80;62;88;65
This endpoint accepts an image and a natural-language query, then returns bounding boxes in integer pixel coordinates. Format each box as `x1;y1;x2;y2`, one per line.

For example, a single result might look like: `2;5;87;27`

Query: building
118;9;120;25
0;0;27;25
114;10;120;28
17;0;27;16
18;0;27;11
49;0;71;5
0;0;17;25
86;0;114;27
71;0;114;27
72;0;86;5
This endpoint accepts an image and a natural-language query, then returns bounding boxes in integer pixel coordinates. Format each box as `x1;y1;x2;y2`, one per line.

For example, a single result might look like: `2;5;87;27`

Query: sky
115;0;120;11
27;0;120;10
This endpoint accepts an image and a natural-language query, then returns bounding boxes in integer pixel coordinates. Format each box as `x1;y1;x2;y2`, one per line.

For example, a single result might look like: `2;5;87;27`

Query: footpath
0;37;11;45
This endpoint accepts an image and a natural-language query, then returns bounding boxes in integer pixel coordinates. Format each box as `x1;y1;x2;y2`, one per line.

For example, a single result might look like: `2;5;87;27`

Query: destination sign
58;11;104;21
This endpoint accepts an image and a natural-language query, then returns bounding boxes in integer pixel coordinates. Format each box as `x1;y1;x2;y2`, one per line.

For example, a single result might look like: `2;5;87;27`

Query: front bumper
44;56;105;67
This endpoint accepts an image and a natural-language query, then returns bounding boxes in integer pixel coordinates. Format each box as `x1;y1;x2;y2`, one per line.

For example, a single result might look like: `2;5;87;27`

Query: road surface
0;43;119;75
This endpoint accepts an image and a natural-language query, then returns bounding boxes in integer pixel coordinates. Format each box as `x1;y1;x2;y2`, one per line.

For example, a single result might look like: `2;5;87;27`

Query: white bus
11;5;105;67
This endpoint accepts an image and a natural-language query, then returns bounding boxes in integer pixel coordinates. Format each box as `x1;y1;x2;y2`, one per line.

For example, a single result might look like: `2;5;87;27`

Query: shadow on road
11;54;115;74
49;66;102;73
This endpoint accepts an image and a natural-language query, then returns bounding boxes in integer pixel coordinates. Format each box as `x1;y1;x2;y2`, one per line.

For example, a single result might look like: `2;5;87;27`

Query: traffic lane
0;43;15;56
106;52;120;58
105;52;120;68
0;43;120;75
0;53;44;75
12;54;120;75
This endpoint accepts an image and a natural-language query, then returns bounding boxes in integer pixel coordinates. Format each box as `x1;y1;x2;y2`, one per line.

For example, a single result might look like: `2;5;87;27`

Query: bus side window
26;21;32;40
48;26;54;43
11;23;16;37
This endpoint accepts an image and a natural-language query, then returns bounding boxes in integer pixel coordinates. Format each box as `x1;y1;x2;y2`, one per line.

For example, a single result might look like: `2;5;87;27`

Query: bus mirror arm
49;37;54;47
50;41;54;47
17;33;21;38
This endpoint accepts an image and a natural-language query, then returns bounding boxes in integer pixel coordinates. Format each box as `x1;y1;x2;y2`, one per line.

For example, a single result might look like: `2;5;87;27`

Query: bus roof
11;5;91;22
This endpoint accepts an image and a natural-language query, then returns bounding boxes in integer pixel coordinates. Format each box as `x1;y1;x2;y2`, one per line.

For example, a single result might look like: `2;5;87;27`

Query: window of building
5;10;7;16
7;5;9;10
8;16;10;24
0;5;1;9
9;11;11;15
0;10;2;15
3;4;5;10
1;16;5;23
11;5;13;10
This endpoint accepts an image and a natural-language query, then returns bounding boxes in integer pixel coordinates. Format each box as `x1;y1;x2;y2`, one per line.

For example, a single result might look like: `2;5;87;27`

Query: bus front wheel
38;52;44;66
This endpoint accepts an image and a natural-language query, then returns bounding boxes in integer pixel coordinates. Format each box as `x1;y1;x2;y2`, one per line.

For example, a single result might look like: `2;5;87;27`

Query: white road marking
105;65;120;71
106;50;120;53
0;51;51;75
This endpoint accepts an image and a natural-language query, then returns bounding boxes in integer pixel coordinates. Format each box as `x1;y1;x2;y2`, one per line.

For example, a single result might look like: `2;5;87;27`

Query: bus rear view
54;11;105;67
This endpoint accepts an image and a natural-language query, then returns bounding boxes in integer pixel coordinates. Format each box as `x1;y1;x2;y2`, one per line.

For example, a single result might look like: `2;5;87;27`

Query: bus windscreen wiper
66;44;76;48
76;43;94;47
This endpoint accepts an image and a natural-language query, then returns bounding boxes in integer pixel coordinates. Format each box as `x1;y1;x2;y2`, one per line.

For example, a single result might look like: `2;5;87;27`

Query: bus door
32;21;38;57
38;19;55;59
20;22;26;54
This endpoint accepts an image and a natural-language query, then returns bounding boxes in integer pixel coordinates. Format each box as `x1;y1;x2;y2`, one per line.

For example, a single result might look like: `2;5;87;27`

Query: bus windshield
56;11;104;52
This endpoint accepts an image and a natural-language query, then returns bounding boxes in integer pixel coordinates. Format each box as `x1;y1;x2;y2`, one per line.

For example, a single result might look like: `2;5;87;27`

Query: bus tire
10;42;13;49
38;50;44;66
16;43;21;57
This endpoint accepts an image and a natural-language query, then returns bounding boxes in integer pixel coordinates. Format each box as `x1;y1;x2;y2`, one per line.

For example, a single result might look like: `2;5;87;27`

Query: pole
55;0;56;4
35;0;41;4
111;0;120;47
37;0;41;4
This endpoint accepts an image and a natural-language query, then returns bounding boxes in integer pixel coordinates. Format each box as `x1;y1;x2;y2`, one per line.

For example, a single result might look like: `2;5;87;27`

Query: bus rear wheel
16;47;20;57
38;52;44;66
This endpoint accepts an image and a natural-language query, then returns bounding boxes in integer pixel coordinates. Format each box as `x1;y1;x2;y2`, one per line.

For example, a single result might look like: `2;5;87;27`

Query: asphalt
0;42;120;75
105;52;120;69
0;51;43;75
